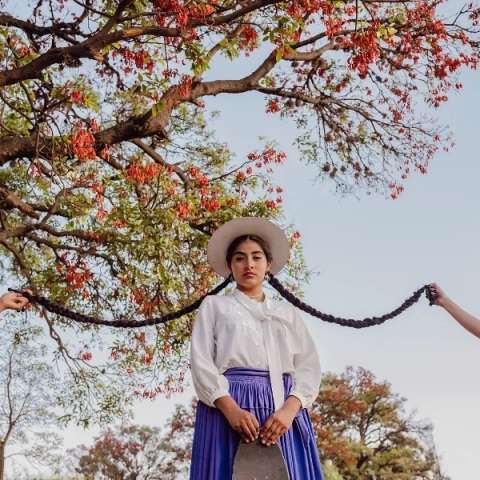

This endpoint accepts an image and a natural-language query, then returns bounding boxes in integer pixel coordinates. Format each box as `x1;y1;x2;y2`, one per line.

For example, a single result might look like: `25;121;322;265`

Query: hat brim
207;217;290;277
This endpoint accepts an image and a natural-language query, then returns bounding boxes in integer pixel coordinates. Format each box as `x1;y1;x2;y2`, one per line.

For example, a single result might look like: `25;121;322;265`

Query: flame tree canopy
0;0;478;423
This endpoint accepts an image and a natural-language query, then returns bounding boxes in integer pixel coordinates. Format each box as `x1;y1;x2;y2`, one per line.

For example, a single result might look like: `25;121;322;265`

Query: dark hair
225;234;273;269
9;278;434;329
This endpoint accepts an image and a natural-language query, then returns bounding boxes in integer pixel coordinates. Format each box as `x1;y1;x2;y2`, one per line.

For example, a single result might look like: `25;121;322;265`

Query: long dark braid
9;275;437;329
267;273;436;328
8;276;232;328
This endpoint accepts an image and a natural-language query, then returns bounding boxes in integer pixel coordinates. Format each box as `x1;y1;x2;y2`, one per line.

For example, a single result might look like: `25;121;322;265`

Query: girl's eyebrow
233;250;264;256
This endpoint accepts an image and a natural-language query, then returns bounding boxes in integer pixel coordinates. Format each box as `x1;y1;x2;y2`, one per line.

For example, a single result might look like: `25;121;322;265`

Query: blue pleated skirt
189;367;324;479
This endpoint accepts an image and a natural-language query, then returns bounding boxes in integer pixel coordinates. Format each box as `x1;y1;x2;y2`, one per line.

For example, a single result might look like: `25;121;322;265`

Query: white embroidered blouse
190;287;321;411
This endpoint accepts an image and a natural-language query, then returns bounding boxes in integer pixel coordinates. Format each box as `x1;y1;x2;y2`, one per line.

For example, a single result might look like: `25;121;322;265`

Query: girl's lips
243;272;255;278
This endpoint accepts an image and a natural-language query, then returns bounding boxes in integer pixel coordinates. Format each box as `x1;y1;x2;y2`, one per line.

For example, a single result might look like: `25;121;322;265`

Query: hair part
225;234;273;269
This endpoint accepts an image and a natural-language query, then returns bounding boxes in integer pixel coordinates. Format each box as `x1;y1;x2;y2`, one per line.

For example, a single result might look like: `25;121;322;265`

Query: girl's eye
233;255;263;261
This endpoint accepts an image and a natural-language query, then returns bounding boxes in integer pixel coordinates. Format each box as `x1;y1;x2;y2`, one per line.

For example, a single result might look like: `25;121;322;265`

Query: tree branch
0;187;40;219
130;139;191;190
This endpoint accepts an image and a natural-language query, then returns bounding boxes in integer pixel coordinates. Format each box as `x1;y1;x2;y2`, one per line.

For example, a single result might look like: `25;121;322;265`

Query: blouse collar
232;286;272;309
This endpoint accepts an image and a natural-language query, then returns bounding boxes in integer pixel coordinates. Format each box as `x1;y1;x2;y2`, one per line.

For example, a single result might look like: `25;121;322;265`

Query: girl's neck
237;284;265;302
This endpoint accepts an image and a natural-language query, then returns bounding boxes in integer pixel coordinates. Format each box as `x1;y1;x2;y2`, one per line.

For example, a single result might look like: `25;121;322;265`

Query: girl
190;217;323;479
430;282;480;339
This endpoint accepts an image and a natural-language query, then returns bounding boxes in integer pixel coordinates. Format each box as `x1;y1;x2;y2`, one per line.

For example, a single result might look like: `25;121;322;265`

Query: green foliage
323;460;345;480
311;367;450;480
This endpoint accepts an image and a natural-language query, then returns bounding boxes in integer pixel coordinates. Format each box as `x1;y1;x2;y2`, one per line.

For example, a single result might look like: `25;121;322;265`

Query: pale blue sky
194;59;480;478
65;52;480;479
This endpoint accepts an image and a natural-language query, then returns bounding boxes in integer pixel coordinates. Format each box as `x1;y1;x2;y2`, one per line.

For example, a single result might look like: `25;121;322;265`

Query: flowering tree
0;0;478;422
67;402;195;479
311;367;449;479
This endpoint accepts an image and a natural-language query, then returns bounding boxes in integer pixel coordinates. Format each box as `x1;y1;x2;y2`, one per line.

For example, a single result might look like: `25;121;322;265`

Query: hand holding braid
8;277;437;329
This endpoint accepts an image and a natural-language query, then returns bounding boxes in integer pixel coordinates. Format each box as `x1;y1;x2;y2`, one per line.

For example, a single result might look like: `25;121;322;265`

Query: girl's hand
224;406;260;443
429;283;450;308
214;396;260;443
260;396;301;446
0;291;31;313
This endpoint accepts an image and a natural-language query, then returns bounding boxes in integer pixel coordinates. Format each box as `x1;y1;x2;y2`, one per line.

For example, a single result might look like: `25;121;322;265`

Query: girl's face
228;239;272;289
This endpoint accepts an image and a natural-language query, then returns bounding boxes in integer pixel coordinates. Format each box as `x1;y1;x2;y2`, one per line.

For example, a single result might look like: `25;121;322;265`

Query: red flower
266;99;281;113
201;197;221;212
188;166;200;178
143;353;153;365
65;263;93;290
240;25;258;52
71;126;96;161
175;201;191;219
126;162;161;184
96;208;107;220
70;90;86;104
235;171;246;182
112;219;127;228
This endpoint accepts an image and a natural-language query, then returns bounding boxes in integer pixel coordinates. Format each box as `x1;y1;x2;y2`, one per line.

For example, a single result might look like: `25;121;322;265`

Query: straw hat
207;217;290;277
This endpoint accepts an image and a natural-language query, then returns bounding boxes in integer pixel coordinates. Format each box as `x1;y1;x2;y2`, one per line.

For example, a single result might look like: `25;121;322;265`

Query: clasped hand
223;396;301;446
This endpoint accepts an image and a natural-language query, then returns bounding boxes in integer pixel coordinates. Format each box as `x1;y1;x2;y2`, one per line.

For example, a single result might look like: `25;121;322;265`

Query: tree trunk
0;441;5;480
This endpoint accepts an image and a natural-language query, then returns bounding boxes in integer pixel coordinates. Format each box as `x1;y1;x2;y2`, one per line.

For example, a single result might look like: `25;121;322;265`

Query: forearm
214;395;240;417
283;395;302;414
441;298;480;339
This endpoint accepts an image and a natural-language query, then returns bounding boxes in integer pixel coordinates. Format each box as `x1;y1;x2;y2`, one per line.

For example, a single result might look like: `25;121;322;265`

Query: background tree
311;366;450;480
323;460;345;480
0;319;63;480
0;0;478;423
67;401;195;480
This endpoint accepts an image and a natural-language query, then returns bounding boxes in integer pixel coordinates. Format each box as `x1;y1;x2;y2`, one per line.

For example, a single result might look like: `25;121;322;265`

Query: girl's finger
247;416;259;437
249;413;260;431
261;417;274;438
263;420;279;443
13;299;27;308
268;425;286;445
241;419;257;441
248;420;259;440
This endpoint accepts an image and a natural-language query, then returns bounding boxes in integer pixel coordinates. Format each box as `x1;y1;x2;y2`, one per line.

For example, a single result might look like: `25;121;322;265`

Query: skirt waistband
223;367;291;382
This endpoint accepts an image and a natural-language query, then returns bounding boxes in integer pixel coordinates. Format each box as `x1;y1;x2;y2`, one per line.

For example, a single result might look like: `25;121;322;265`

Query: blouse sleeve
190;295;230;407
289;308;321;409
